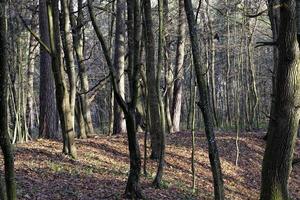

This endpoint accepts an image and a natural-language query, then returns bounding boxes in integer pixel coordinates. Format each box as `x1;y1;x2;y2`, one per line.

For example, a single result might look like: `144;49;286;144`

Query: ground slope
1;132;299;200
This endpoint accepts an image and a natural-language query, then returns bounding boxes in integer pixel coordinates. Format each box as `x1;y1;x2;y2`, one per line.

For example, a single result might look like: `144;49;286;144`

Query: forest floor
1;131;299;200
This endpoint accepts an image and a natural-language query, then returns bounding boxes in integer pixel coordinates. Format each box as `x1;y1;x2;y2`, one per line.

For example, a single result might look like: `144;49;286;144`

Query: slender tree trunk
87;0;142;197
26;30;36;136
113;0;126;135
184;0;225;199
143;0;161;159
172;0;186;132
39;0;59;139
153;0;166;188
108;1;116;136
205;0;218;127
0;0;17;198
163;0;174;134
225;0;232;127
190;68;196;192
47;0;77;158
260;0;300;199
70;0;95;137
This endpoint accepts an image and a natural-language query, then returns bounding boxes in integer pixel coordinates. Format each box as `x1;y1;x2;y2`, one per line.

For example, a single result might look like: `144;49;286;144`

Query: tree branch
87;0;128;114
18;13;52;54
255;41;277;48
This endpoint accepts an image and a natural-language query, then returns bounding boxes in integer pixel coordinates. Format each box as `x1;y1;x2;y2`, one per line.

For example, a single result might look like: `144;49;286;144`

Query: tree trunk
113;0;126;135
70;0;95;137
163;0;174;134
39;0;59;139
47;0;77;158
172;0;186;132
0;0;17;198
87;0;142;197
153;0;166;188
143;0;161;159
26;29;36;136
184;0;225;199
260;0;300;199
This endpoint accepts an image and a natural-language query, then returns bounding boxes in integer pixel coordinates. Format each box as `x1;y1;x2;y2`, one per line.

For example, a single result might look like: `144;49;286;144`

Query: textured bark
113;0;126;135
75;96;87;139
184;0;225;199
70;0;95;137
143;0;161;159
39;0;59;139
260;0;300;199
172;0;186;132
163;0;173;134
153;0;166;188
0;0;17;198
60;0;76;124
26;31;36;136
47;0;77;158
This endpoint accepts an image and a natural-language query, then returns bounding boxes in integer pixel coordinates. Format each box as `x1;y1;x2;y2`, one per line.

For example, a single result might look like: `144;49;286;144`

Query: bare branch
18;14;52;54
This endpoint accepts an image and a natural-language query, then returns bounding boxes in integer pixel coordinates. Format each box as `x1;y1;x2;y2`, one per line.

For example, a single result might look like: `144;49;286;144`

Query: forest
0;0;299;199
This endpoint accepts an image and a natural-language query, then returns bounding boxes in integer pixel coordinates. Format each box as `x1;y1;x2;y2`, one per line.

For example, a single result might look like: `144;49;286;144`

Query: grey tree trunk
26;29;36;136
47;0;77;158
70;0;95;138
172;0;186;132
113;0;126;135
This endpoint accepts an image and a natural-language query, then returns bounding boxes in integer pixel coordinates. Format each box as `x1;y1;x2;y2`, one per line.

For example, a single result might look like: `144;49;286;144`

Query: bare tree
184;0;225;198
0;0;17;198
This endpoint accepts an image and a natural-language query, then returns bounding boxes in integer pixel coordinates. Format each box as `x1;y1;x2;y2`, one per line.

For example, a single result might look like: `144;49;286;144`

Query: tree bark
172;0;186;132
184;0;225;199
143;0;161;159
47;0;77;158
113;0;126;135
70;0;95;137
39;0;59;139
26;27;36;136
0;0;17;198
153;0;166;188
260;0;300;199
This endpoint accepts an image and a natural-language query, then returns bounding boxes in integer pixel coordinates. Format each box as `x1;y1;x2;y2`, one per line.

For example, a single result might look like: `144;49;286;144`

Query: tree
152;0;166;188
172;0;186;132
0;0;17;198
113;0;126;135
143;0;162;159
70;0;95;138
184;0;225;199
46;0;77;158
260;0;300;199
39;0;59;139
88;0;143;197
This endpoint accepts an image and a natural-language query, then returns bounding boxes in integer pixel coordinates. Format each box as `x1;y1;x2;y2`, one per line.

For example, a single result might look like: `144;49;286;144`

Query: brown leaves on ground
0;132;299;200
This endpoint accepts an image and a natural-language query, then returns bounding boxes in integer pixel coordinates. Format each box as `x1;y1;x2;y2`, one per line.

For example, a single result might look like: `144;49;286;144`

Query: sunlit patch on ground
0;132;299;199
